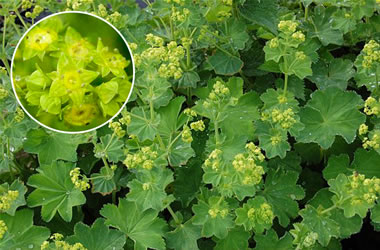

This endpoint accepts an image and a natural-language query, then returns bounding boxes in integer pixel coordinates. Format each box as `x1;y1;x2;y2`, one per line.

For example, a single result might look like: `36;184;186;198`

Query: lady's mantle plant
1;0;380;249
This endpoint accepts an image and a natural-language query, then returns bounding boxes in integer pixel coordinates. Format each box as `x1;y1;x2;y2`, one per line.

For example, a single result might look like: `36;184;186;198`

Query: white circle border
10;10;136;134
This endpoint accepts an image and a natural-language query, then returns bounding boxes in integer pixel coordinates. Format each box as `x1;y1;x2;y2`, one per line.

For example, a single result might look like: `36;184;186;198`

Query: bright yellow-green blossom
14;107;25;123
295;51;306;60
247;203;274;224
362;40;380;69
25;5;44;19
21;0;33;9
270;134;282;146
109;121;126;138
363;130;380;150
269;37;279;48
181;37;193;47
232;152;265;185
190;120;205;131
184;108;197;117
119;112;131;125
204;149;222;171
66;0;93;10
348;173;380;205
0;85;8;99
203;80;230;108
181;125;193;143
271;108;296;129
171;7;190;22
97;4;107;17
62;104;98;126
359;123;368;135
290;223;319;249
277;94;287;104
41;233;87;250
23;26;59;60
291;31;305;42
364;96;379;116
165;0;186;5
278;20;298;33
124;146;158;170
0;220;7;239
69;168;90;191
94;39;129;78
208;207;229;218
245;142;266;162
0;190;19;211
63;27;95;65
138;35;185;79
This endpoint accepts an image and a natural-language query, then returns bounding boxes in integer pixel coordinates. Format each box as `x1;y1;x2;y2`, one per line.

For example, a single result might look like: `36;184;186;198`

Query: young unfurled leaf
260;168;305;227
308;58;355;90
66;218;126;250
0;209;50;249
127;167;174;211
165;219;202;250
100;198;167;250
24;128;87;165
27;161;86;222
0;179;27;216
256;120;290;159
192;196;234;239
299;205;340;246
127;107;160;141
297;87;365;149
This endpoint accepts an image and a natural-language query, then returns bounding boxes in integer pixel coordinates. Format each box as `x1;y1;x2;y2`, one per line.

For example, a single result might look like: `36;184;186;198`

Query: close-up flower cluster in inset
12;13;132;132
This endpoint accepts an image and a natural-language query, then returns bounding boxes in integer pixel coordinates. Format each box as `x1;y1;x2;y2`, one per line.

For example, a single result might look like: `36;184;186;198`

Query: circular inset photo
11;11;134;133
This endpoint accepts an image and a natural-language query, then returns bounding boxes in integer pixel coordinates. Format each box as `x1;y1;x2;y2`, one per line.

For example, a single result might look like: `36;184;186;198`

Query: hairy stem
167;205;180;224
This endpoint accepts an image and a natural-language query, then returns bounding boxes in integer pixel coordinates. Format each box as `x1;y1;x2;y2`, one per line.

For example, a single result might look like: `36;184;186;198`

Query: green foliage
1;0;380;249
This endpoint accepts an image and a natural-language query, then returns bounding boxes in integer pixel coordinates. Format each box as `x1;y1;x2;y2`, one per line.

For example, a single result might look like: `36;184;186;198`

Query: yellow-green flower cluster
165;0;185;5
66;0;93;10
363;130;380;150
69;168;90;191
278;20;298;34
0;190;19;211
190;120;205;131
269;37;279;48
290;224;319;250
171;7;190;22
364;96;379;116
208;207;229;218
348;173;380;205
271;108;296;129
270;134;282;146
119;110;131;125
295;51;306;60
203;81;230;108
204;149;222;171
184;108;197;117
14;107;25;123
245;142;266;162
181;37;193;48
247;202;274;225
181;125;193;143
25;5;44;19
359;123;368;135
0;85;8;100
41;233;87;250
362;40;380;69
109;121;125;138
291;31;305;42
137;34;185;79
0;220;6;239
124;146;158;170
21;0;33;9
232;152;265;185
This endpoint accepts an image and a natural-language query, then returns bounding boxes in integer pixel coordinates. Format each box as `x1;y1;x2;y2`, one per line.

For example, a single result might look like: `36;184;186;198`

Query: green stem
170;18;175;40
2;58;10;73
320;204;337;215
7;137;14;180
112;190;116;204
156;134;166;150
304;6;308;20
167;205;180;224
214;119;220;147
185;43;191;69
2;15;6;50
14;9;28;29
283;73;288;97
11;22;21;37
